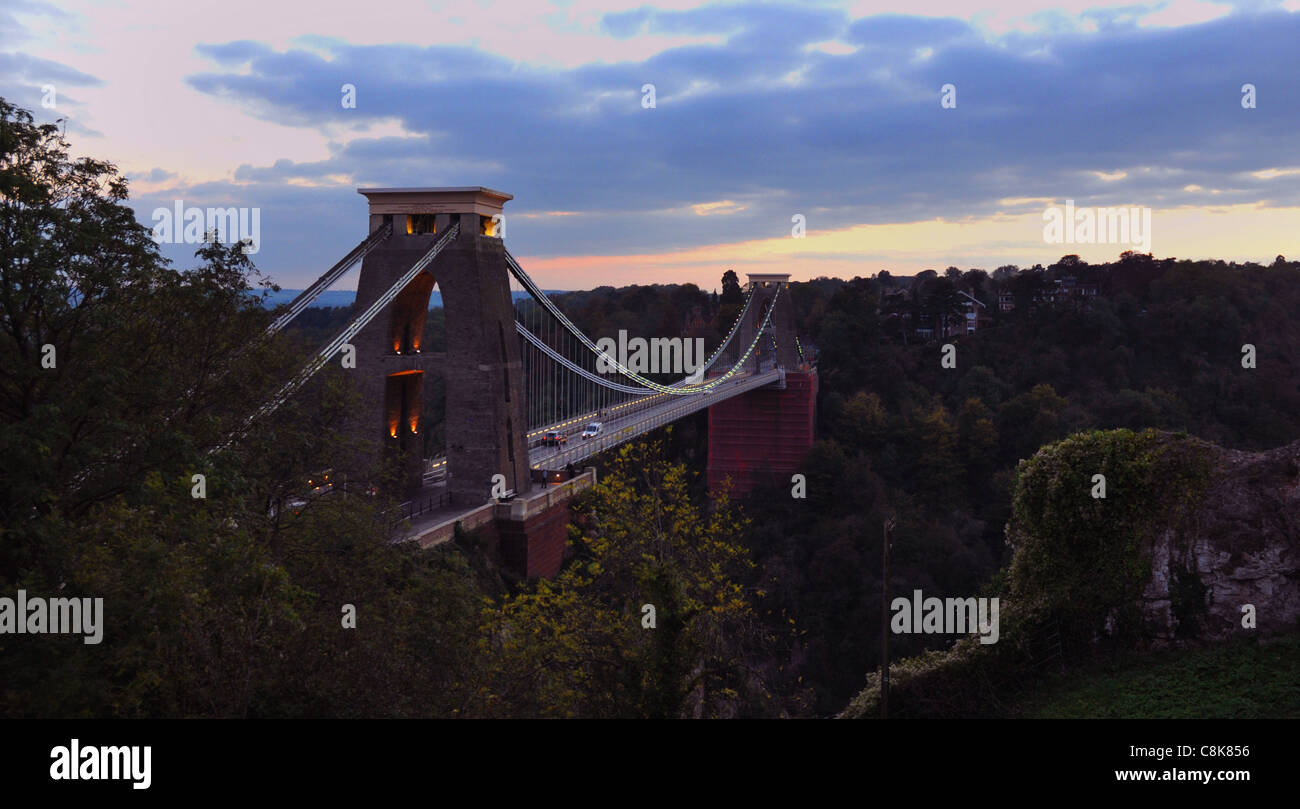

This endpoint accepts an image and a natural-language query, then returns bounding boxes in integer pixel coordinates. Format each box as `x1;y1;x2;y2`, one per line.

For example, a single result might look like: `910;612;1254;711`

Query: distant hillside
257;289;564;309
258;289;359;309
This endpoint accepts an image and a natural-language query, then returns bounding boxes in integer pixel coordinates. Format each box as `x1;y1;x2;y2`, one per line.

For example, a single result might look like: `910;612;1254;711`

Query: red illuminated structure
707;273;817;497
708;369;817;496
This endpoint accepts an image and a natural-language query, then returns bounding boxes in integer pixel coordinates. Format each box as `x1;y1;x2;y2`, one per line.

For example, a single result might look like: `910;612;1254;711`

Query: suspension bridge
245;187;817;577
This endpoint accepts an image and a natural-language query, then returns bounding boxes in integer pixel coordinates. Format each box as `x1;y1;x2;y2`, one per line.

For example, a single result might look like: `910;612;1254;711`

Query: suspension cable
213;223;460;454
266;223;392;335
505;248;780;395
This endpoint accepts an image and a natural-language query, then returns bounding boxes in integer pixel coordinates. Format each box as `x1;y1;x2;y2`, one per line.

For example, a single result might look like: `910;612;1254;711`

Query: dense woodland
4;97;1298;717
751;254;1300;712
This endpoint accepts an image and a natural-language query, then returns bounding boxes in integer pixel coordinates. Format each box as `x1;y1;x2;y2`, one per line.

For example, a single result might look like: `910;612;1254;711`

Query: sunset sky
4;0;1299;291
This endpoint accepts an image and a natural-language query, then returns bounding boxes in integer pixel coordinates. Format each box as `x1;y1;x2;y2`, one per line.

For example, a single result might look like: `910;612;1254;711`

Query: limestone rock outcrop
1141;440;1300;643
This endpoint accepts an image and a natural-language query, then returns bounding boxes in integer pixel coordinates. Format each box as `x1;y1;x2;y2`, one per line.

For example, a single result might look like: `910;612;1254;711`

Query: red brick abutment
707;369;818;497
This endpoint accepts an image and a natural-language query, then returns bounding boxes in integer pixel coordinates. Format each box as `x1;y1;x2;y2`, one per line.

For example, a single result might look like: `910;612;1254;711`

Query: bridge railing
387;489;451;528
535;368;783;470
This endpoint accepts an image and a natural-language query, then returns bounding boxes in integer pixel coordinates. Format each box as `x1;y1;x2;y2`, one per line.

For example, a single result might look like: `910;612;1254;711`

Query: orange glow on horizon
509;202;1300;289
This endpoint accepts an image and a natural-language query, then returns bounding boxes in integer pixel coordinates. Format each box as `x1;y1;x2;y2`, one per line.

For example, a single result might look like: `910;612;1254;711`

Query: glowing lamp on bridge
406;214;436;235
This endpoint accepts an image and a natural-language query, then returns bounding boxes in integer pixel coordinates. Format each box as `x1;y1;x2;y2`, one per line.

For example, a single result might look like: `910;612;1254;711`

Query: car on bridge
581;422;603;439
541;430;567;446
307;469;334;493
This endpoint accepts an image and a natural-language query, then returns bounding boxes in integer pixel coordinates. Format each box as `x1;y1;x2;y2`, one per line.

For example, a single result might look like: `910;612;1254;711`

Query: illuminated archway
387;271;437;355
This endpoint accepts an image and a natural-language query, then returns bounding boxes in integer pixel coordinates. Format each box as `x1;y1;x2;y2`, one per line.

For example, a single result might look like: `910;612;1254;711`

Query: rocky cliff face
842;432;1300;719
1141;440;1300;644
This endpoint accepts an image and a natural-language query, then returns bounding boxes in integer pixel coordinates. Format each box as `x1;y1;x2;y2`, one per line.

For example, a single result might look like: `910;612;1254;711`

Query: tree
991;264;1019;282
715;269;745;341
962;267;988;288
910;404;960;497
924;277;967;339
957;397;999;488
997;383;1069;463
1009;266;1046;312
1054;254;1084;271
720;268;743;305
840;390;889;451
2;97;170;536
0;97;486;718
1;97;297;713
473;439;776;718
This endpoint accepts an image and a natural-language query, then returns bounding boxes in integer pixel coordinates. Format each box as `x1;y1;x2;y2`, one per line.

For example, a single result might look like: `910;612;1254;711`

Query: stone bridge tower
350;187;531;502
735;273;800;370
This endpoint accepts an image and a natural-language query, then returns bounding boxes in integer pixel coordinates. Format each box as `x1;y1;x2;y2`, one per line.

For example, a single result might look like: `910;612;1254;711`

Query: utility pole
881;514;896;720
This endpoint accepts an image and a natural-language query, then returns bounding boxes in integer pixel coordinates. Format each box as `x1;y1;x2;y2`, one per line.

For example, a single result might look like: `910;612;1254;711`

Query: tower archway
348;187;530;502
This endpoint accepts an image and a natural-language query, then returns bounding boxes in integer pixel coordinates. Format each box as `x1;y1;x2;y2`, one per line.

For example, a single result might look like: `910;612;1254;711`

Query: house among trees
911;289;989;340
1001;274;1100;313
880;287;911;325
957;290;991;334
1038;275;1099;304
877;282;991;342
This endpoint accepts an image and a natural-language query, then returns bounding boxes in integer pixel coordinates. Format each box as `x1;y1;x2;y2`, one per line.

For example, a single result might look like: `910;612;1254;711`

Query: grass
1018;634;1300;718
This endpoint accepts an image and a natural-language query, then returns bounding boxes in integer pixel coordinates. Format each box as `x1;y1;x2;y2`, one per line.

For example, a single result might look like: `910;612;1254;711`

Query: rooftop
357;186;513;216
357;186;512;198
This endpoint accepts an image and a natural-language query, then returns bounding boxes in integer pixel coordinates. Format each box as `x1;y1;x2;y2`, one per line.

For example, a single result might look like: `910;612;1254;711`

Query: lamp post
881;514;896;720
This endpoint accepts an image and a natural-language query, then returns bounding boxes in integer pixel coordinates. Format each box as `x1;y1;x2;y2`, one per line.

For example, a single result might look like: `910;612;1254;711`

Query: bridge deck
527;366;784;470
396;469;597;548
395;365;784;544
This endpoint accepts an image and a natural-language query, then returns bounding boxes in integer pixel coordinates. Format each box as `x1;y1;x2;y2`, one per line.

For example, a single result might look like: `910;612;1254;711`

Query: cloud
0;5;103;123
0;51;102;87
128;167;178;183
101;2;1299;285
0;0;72;47
193;40;275;66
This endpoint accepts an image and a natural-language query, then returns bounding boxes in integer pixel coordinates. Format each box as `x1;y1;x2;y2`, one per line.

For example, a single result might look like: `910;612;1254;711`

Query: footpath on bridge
395;468;597;548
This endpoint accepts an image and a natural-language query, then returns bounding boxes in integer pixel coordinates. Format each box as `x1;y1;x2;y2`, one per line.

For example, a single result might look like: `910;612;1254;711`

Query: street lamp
881;514;897;720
